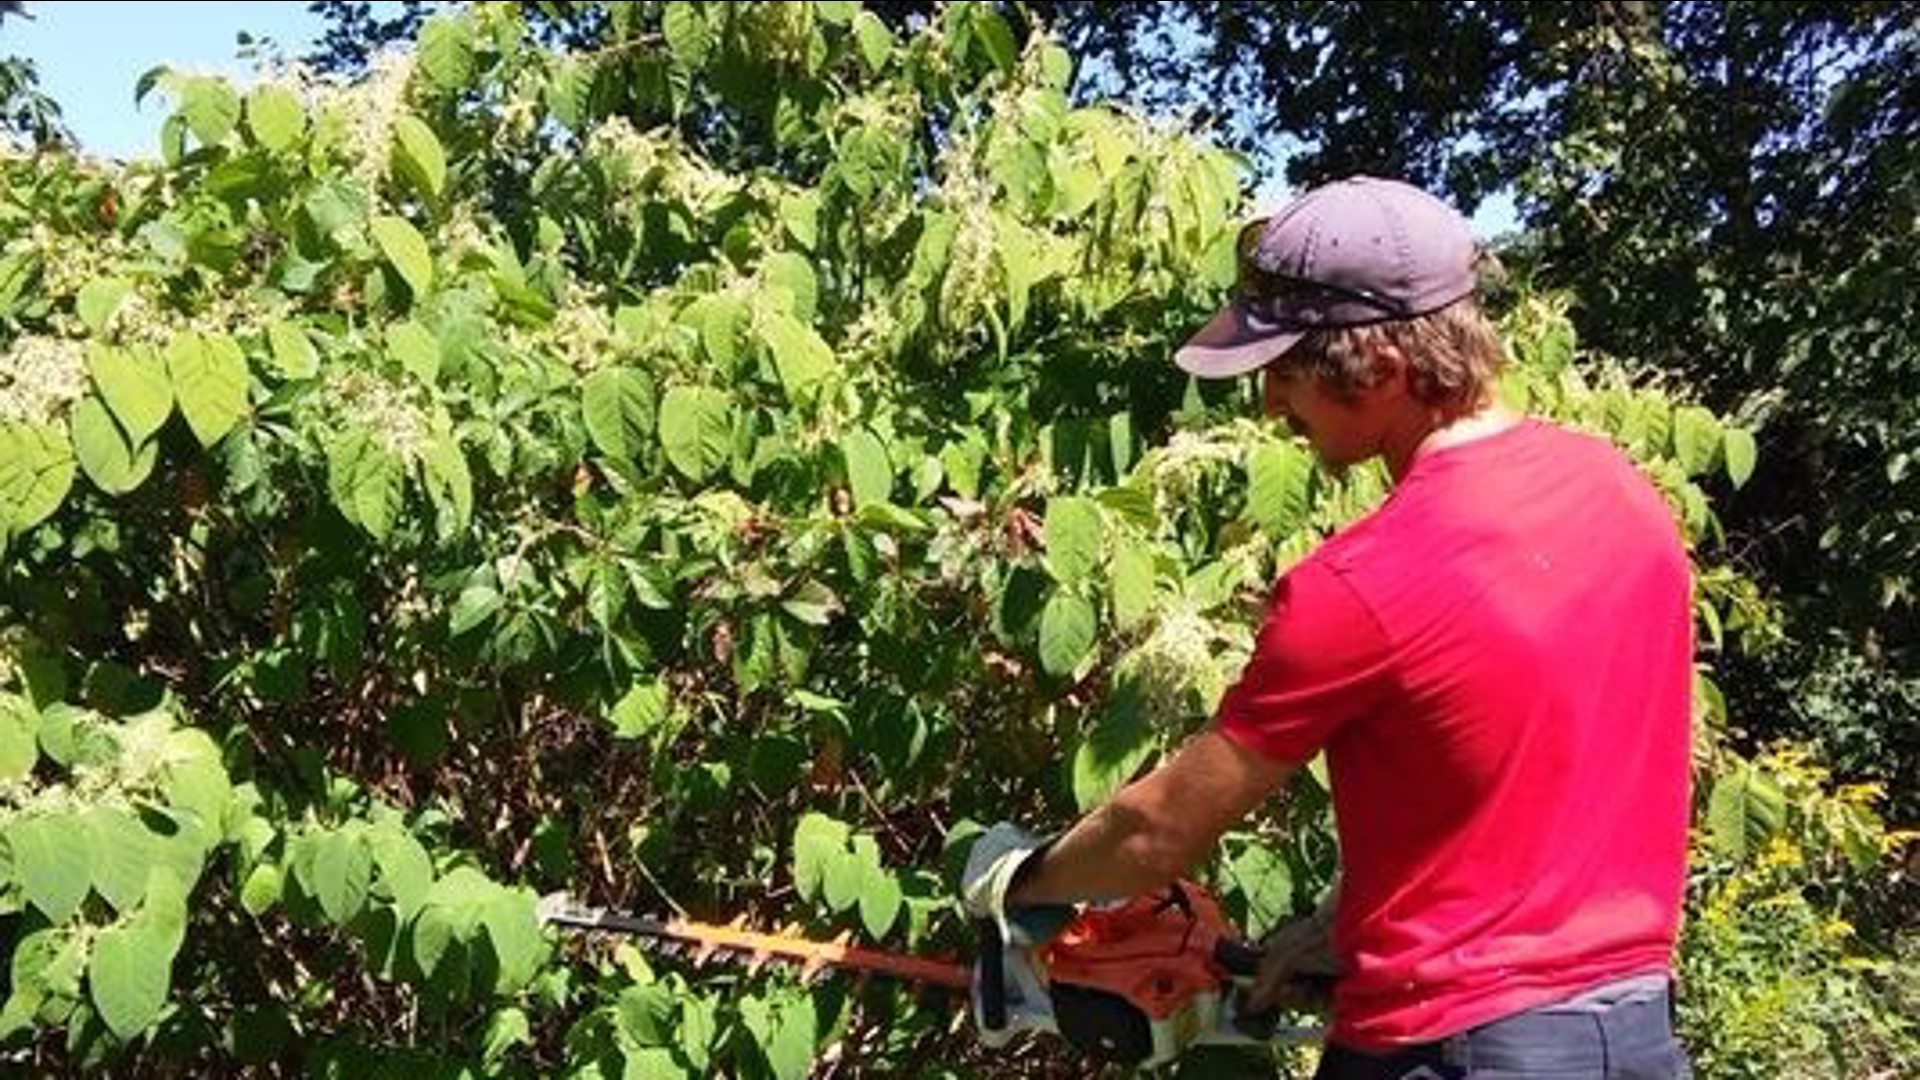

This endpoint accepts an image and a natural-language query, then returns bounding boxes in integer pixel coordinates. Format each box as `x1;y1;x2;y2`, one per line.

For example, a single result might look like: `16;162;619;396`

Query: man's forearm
1005;799;1196;907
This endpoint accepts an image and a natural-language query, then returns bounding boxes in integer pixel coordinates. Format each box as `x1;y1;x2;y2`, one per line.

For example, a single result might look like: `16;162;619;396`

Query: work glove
1247;890;1342;1013
958;822;1075;947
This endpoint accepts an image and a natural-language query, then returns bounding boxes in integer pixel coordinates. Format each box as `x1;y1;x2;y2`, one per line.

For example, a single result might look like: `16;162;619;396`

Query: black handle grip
977;919;1008;1031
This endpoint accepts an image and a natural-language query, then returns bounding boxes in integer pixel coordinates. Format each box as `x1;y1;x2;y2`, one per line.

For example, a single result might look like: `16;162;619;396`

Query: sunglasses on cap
1234;217;1410;322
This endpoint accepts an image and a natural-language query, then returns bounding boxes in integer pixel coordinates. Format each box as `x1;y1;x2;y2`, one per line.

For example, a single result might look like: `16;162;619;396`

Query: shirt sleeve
1215;557;1396;764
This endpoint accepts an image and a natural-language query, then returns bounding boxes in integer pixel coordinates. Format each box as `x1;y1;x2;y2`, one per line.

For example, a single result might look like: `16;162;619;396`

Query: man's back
1220;418;1694;1047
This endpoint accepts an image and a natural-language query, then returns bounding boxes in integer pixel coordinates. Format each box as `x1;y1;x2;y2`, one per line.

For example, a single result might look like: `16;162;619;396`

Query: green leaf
765;993;817;1080
481;890;545;992
1071;680;1154;810
761;253;819;322
618;982;675;1045
779;192;819;251
418;16;475;91
1043;496;1104;584
662;2;714;68
9;814;92;923
1670;405;1721;477
680;995;717;1070
1110;537;1156;632
266;320;320;380
853;11;893;73
582;367;656;461
609;681;670;741
0;421;77;533
482;1006;532;1067
972;9;1018;72
246;84;306;152
81;806;156;915
779;580;840;626
312;829;373;923
160;728;230;835
1246;442;1314;534
856;846;902;938
75;278;131;336
657;386;733;482
1038;591;1097;678
419;435;472;537
71;397;157;496
0;695;37;779
940;436;986;500
240;864;283;916
391;114;448;201
371;215;434;298
761;310;836;408
387;320;440;384
370;828;434;920
1707;762;1787;863
181;76;241;146
449;584;503;636
1222;840;1294;938
166;331;249;447
791;813;850;905
326;431;405;541
840;428;892;509
88;344;173;444
88;917;173;1041
1723;427;1757;489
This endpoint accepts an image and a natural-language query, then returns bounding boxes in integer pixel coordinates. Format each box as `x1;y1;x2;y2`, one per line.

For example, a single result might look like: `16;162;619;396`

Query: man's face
1262;362;1380;473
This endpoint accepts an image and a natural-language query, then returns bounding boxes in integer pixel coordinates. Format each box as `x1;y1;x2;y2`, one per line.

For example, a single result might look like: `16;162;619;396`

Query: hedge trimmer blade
537;893;972;990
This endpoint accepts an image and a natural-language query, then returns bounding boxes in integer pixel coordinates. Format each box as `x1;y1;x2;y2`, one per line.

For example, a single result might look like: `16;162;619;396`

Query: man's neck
1385;401;1525;482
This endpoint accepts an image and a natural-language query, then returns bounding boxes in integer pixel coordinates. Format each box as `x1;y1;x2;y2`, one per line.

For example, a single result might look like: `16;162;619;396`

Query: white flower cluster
0;335;89;425
312;47;417;188
322;367;433;460
586;118;743;219
1124;605;1240;724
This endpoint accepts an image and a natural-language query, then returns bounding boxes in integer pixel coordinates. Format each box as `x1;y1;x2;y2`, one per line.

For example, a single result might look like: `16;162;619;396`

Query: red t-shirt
1217;417;1694;1048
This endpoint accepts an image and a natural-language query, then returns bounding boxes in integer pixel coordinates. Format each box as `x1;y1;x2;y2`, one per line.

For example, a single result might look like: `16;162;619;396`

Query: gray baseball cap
1175;175;1480;379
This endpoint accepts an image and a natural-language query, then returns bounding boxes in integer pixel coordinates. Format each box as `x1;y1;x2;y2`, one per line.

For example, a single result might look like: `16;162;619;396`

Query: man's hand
959;822;1073;946
1248;903;1341;1012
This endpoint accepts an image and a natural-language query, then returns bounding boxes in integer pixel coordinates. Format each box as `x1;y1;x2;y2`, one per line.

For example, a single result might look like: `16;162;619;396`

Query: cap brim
1173;303;1304;379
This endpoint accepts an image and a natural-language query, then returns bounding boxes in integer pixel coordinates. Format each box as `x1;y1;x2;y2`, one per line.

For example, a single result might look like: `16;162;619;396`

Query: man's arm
1006;728;1296;907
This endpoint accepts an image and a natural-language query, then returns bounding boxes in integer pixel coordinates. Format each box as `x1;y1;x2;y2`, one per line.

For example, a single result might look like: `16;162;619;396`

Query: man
963;176;1695;1078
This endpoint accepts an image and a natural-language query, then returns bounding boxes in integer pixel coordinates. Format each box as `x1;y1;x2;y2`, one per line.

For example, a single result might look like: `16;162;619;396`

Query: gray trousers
1313;976;1692;1079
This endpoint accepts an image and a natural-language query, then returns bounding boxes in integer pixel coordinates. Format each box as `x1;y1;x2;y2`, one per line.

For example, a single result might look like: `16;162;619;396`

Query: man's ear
1365;342;1410;394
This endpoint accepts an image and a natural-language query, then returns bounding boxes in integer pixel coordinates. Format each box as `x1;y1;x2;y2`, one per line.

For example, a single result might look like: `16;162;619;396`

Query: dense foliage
0;2;1911;1075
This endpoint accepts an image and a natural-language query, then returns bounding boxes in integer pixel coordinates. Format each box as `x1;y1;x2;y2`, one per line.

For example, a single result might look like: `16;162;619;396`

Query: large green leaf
1247;442;1314;535
0;421;76;533
1671;405;1721;477
1110;537;1157;632
419;435;472;538
0;694;36;779
1038;591;1097;678
582;367;656;461
327;431;406;541
657;386;733;481
266;321;320;380
1722;426;1757;489
371;215;434;298
791;813;850;905
765;993;817;1080
480;890;545;992
81;806;158;916
370;827;434;921
1708;762;1787;863
391;115;448;201
180;76;240;146
662;2;715;68
854;836;902;939
311;828;373;924
1043;495;1104;584
840;428;892;509
88;917;174;1041
71;396;158;496
418;15;475;90
246;84;306;152
75;278;131;336
760;310;835;408
8;813;92;924
1071;680;1154;810
387;320;441;385
165;331;248;447
88;344;173;444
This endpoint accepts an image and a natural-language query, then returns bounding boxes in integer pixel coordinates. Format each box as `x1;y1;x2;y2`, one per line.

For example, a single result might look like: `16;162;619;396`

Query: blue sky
4;2;1517;236
4;1;355;161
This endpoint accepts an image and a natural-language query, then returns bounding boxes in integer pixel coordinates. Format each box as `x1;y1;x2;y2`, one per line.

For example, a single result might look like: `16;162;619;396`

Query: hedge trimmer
539;880;1325;1069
